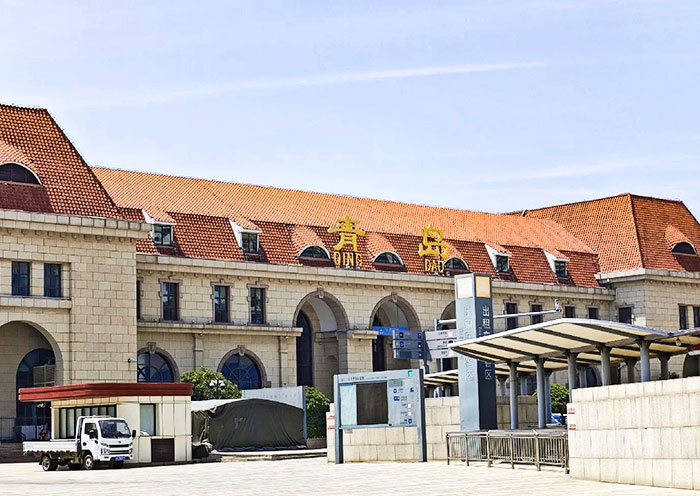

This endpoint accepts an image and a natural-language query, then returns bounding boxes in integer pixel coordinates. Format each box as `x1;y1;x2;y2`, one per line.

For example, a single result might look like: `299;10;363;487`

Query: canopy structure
448;318;700;429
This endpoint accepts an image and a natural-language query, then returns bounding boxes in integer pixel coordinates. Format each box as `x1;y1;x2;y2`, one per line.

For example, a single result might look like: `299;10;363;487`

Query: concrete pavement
0;458;697;495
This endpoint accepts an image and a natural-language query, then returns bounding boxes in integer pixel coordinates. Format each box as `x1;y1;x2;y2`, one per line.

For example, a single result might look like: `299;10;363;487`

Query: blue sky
2;0;699;215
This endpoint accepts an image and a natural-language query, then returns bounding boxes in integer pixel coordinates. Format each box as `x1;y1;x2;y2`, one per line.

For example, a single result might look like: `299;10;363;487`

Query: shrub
305;386;330;438
181;367;241;401
531;382;569;415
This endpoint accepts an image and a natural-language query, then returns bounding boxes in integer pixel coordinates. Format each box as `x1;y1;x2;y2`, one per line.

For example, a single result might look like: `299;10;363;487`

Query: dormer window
153;224;173;246
496;254;510;273
554;260;568;277
374;252;403;265
0;162;40;184
672;242;697;255
445;257;469;272
299;246;330;259
241;232;259;253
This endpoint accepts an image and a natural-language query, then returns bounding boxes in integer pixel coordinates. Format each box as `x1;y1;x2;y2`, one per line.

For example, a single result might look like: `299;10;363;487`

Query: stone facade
3;211;700;427
0;211;147;424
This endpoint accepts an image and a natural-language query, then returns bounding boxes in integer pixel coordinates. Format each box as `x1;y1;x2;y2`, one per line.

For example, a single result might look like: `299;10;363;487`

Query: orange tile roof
0;104;121;219
93;167;593;254
91;167;602;287
521;193;700;273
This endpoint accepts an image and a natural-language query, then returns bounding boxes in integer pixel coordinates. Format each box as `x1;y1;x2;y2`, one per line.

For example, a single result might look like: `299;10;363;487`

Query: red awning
19;382;192;402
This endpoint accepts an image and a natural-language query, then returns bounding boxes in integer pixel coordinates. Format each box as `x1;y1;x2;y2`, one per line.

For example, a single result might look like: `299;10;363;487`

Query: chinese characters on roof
418;225;450;275
328;215;365;268
327;217;452;274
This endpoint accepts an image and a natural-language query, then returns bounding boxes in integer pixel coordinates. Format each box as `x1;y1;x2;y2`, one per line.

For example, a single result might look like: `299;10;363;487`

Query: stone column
567;352;578;391
192;333;204;369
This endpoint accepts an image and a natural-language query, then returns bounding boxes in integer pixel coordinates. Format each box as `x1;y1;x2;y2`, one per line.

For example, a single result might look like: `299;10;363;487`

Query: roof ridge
513;193;632;213
91;165;515;218
627;194;646;268
0;103;49;113
45;111;123;219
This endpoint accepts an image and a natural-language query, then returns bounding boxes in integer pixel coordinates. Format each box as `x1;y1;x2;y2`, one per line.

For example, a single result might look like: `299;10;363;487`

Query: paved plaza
0;459;697;496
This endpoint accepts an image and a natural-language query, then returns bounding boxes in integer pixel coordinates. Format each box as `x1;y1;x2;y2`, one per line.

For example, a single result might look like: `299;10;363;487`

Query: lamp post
209;379;225;399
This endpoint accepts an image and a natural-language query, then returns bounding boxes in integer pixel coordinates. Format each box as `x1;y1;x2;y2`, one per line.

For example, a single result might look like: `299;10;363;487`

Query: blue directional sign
373;326;407;337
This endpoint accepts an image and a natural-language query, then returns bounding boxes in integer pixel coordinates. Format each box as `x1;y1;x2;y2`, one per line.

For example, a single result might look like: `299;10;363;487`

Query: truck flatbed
23;440;77;455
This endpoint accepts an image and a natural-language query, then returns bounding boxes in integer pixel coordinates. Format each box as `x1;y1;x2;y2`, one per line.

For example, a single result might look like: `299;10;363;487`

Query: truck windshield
99;420;131;439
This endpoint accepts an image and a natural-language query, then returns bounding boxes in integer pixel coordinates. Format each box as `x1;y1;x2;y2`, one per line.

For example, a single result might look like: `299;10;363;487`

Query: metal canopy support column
625;358;637;383
519;373;529;395
499;377;507;397
536;357;546;429
639;339;651;382
544;371;553;425
599;346;612;386
509;361;519;430
567;352;578;391
578;367;588;388
659;354;670;380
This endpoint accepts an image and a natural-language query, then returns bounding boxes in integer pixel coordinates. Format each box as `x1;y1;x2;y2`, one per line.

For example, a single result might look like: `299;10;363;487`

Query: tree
305;386;330;438
531;383;569;415
181;367;241;401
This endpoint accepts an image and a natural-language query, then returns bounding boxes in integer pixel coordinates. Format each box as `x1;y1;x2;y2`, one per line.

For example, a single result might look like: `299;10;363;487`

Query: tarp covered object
191;398;305;454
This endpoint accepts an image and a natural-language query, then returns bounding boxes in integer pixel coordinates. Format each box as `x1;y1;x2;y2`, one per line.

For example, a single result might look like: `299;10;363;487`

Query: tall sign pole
455;273;497;431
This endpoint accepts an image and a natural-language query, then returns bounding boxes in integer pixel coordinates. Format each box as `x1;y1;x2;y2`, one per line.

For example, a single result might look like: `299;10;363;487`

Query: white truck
23;415;135;471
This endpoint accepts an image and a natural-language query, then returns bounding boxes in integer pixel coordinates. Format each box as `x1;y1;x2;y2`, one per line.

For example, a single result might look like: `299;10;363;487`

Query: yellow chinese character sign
328;215;365;268
418;225;450;274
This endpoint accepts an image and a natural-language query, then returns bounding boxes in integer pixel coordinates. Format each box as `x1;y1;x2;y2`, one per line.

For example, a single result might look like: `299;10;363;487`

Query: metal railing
446;430;568;472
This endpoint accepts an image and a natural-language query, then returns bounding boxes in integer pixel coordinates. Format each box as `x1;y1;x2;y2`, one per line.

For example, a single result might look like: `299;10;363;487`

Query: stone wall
568;376;700;490
136;254;616;397
326;395;539;463
0;211;147;417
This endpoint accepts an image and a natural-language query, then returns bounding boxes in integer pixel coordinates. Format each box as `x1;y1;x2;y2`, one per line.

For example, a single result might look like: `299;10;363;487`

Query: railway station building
1;103;700;438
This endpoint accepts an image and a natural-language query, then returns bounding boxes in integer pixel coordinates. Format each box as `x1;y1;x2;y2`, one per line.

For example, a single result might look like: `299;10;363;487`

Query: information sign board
333;369;426;464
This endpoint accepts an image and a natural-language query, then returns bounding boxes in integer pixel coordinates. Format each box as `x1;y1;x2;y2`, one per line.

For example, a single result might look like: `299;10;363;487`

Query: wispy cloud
42;61;545;110
455;153;699;187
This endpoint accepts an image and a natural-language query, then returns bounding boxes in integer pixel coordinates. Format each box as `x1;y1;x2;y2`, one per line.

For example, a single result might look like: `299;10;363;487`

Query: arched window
445;257;468;271
137;352;174;382
374;252;403;265
220;353;261;390
672;242;697;255
0;163;40;184
299;246;330;259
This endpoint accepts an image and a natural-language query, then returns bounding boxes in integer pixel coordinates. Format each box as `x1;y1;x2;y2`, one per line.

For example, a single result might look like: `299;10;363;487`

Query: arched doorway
296;311;314;387
369;294;422;372
16;349;54;432
0;321;62;441
439;301;457;372
292;290;349;397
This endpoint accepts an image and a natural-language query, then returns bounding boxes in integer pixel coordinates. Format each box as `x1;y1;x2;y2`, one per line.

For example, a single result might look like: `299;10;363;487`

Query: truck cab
79;416;134;468
24;415;135;471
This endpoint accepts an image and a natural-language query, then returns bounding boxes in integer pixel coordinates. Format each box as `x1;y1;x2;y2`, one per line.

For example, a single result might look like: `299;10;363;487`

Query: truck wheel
112;460;124;469
83;454;96;470
41;455;57;472
68;463;82;470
